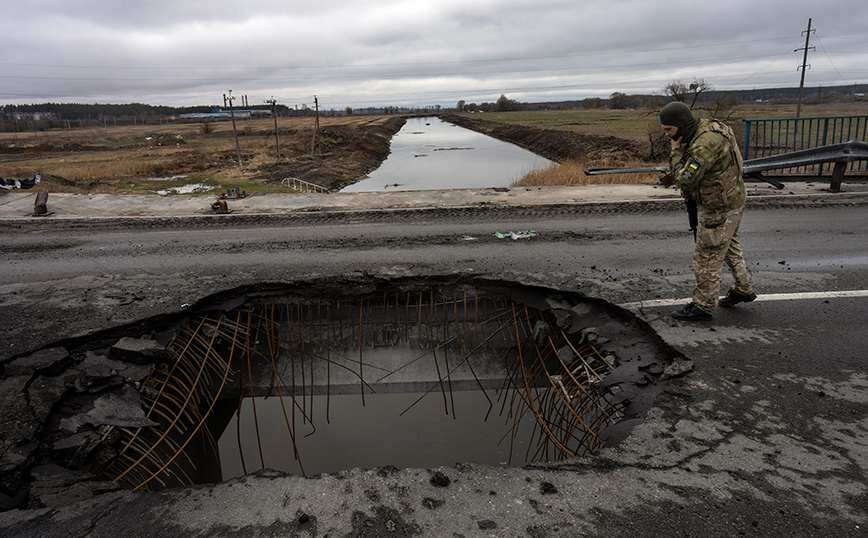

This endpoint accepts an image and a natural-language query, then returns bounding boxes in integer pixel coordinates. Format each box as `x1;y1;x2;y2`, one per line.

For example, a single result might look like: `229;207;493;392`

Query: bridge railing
281;177;331;194
743;115;868;176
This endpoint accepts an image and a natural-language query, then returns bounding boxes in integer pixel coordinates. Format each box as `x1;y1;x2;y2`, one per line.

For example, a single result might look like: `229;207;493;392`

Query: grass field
487;101;868;187
2;101;866;193
0;115;398;194
475;101;868;135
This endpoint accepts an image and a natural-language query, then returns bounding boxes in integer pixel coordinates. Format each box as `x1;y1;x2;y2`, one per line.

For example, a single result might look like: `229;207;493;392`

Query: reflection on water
219;390;535;478
340;117;553;192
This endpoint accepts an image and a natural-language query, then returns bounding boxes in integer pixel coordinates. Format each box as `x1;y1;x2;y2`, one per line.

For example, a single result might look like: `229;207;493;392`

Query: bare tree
609;92;628;109
703;94;738;120
663;78;713;108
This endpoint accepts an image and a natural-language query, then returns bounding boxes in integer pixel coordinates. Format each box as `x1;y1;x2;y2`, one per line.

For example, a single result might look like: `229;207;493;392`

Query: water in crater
219;389;537;478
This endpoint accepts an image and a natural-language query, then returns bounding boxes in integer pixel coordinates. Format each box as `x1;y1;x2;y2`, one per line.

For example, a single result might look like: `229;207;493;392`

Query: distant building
12;111;56;121
179;108;271;120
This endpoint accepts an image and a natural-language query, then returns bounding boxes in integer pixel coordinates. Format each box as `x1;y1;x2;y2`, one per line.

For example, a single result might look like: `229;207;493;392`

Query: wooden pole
227;90;244;166
311;96;320;156
267;97;280;158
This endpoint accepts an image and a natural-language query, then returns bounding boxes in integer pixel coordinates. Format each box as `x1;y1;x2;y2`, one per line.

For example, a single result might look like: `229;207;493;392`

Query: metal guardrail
743;139;868;191
743;115;868;176
587;140;868;191
281;177;330;194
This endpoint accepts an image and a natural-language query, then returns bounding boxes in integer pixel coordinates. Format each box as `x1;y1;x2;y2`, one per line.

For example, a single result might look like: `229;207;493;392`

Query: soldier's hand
659;173;675;187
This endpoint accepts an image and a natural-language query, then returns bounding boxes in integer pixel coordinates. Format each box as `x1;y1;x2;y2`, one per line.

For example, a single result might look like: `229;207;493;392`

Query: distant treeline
521;84;868;111
0;102;295;122
1;83;865;132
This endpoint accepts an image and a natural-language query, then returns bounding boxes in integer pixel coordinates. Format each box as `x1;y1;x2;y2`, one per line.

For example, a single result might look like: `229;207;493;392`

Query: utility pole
311;96;320;156
226;90;244;166
795;18;815;121
266;97;280;158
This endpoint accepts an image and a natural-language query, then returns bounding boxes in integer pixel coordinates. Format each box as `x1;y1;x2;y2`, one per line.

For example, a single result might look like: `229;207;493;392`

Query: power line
814;36;852;85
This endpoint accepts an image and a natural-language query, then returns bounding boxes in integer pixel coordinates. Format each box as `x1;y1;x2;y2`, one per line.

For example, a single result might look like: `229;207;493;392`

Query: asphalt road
1;190;867;537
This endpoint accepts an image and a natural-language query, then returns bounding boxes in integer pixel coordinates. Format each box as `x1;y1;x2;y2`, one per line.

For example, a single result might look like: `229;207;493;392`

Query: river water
340;116;553;192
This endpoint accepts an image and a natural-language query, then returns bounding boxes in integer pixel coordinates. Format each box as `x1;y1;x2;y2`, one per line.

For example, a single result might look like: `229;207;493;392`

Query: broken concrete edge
0;346;167;511
1;190;868;230
0;274;687;512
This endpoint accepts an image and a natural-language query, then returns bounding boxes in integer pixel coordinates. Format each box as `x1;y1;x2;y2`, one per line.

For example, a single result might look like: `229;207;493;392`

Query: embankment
438;113;652;165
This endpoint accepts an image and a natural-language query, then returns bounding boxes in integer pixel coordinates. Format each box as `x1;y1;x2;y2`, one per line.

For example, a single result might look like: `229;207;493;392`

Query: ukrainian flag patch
683;161;699;179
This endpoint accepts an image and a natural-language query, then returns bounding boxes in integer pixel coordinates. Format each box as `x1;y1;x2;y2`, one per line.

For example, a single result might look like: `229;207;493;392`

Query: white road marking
619;290;868;310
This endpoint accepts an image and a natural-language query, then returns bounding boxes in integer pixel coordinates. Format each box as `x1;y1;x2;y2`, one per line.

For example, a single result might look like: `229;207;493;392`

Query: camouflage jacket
669;118;746;212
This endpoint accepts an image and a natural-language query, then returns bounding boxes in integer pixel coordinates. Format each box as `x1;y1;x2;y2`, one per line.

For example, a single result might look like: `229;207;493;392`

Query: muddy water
340;117;553;192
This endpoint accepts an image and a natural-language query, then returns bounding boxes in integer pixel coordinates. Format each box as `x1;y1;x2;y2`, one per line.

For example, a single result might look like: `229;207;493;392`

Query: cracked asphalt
1;181;867;537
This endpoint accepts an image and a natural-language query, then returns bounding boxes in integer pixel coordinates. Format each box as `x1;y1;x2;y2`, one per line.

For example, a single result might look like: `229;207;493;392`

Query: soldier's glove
658;172;676;187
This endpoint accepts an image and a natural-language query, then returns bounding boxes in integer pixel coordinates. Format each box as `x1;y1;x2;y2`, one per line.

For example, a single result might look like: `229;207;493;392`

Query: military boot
671;303;713;321
719;289;757;308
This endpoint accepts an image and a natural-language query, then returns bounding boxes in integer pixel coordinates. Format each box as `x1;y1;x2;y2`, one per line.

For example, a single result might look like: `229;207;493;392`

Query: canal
341;116;553;192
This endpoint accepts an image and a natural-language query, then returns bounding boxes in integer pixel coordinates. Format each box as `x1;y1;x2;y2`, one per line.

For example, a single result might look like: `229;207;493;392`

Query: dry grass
514;158;662;187
7;147;190;182
0;116;396;193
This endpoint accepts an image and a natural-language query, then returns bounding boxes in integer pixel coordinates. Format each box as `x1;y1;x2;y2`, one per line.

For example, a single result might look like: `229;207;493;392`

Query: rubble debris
58;385;158;434
28;464;121;508
494;230;537;240
0;172;40;190
220;186;247;199
33;192;49;216
110;337;171;365
0;339;159;510
211;199;229;213
661;360;695;380
145;134;185;147
5;347;69;376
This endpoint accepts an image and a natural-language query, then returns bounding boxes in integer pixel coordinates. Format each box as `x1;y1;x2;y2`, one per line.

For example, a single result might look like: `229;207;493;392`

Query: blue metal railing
743;115;868;175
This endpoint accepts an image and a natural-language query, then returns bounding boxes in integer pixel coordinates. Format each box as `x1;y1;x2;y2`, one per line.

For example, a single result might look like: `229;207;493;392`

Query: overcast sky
2;0;866;110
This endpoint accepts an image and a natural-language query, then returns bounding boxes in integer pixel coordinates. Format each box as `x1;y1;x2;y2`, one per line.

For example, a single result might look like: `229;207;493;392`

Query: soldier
659;101;757;321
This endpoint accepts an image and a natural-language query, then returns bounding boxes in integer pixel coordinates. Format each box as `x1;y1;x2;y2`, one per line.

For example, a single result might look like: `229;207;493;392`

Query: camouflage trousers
692;205;754;313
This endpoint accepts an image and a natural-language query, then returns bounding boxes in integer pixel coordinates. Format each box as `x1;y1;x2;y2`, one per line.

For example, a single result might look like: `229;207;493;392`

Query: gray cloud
2;0;866;108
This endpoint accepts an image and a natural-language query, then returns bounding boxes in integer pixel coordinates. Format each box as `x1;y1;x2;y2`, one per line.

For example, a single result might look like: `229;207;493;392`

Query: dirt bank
438;113;652;166
254;116;408;191
0;116;409;194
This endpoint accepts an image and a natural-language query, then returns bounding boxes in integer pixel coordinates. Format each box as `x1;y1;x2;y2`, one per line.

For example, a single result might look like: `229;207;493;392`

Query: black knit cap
660;102;699;142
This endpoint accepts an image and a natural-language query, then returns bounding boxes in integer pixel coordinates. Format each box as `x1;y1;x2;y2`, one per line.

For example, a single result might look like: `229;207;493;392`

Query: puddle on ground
155;182;215;195
140;174;189;182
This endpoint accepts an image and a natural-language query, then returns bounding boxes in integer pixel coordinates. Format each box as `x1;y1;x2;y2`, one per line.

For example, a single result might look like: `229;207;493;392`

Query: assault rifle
584;166;702;240
584;166;785;242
